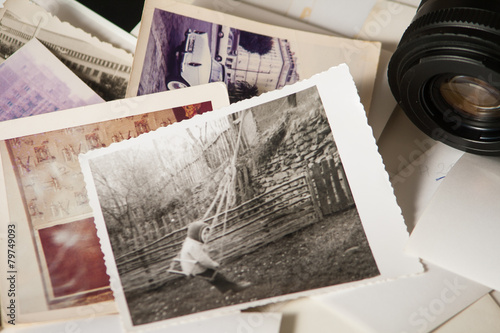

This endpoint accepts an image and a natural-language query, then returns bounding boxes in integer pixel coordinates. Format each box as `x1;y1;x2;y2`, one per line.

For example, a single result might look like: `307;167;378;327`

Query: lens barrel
387;0;500;155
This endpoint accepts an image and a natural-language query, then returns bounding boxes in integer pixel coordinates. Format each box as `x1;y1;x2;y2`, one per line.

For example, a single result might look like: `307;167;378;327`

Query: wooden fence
308;159;354;216
115;173;320;293
115;160;355;294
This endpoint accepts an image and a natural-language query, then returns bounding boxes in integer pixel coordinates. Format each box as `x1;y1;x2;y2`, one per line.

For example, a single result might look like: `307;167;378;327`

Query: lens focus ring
401;7;500;44
388;1;500;155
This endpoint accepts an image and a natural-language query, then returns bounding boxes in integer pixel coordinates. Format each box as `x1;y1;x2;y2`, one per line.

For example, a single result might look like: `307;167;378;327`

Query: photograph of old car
166;29;226;90
137;9;299;103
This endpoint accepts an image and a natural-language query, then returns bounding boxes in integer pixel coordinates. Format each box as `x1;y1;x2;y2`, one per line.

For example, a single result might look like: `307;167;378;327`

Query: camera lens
387;0;500;155
440;76;500;120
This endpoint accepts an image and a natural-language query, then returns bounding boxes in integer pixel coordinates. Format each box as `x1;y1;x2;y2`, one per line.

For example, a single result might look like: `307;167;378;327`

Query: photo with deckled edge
83;83;381;329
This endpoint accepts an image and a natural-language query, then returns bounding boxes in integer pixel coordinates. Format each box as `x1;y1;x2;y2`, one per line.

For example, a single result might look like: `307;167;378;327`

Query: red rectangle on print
38;218;110;298
173;101;213;121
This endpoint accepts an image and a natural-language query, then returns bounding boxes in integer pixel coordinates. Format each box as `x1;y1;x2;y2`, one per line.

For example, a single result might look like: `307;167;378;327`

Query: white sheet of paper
492;290;500;305
407;153;500;291
391;141;464;231
433;294;500;333
356;0;416;52
377;106;439;178
314;116;489;333
31;0;137;54
253;297;369;333
0;312;282;333
239;0;377;37
316;263;490;333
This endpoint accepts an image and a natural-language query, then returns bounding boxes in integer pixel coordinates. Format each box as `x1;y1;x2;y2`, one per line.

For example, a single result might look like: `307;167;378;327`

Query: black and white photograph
136;8;299;103
82;65;423;331
85;85;380;327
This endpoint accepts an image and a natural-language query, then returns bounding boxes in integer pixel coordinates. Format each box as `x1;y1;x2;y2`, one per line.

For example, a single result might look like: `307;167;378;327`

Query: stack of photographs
0;0;423;331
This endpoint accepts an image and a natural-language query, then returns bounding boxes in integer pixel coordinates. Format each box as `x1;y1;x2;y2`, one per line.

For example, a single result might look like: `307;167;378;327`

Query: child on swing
179;221;251;293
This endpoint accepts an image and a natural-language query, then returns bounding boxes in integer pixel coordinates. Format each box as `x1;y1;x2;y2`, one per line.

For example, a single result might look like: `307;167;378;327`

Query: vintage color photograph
36;218;110;300
3;102;212;310
0;83;228;324
86;85;380;326
137;8;299;103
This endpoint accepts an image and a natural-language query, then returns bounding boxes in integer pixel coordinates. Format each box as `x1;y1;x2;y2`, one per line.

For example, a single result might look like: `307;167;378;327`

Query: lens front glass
440;75;500;120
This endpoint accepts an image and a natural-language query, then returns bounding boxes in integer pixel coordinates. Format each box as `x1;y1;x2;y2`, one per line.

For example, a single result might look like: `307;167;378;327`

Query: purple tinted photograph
0;39;104;121
138;9;299;103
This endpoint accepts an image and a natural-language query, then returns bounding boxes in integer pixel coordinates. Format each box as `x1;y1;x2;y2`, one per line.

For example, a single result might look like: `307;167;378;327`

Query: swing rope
169;111;246;275
204;110;246;261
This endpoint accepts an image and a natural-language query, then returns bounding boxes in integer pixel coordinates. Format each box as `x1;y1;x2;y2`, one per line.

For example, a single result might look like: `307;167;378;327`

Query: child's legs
199;269;240;293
